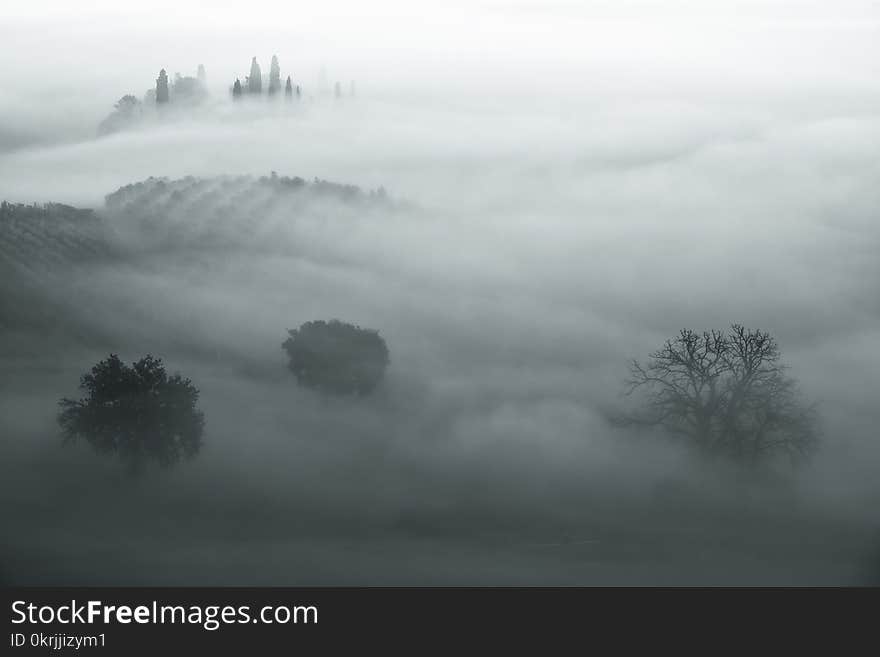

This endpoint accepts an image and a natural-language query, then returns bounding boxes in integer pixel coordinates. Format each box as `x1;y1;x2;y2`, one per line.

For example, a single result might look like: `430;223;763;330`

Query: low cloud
1;1;879;584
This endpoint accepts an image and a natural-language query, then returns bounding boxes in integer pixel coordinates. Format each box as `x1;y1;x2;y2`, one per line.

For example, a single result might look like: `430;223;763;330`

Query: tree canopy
58;354;204;474
282;320;390;395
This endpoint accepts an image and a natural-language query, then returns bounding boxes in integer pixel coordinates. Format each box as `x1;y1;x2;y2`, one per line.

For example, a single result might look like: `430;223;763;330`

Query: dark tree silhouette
268;55;281;95
232;78;243;98
282;320;390;395
621;325;818;464
296;84;302;99
58;355;204;474
285;76;293;98
248;57;262;94
156;68;169;104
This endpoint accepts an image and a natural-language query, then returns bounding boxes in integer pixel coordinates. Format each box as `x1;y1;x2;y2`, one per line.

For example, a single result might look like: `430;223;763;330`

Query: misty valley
1;4;879;586
2;171;877;585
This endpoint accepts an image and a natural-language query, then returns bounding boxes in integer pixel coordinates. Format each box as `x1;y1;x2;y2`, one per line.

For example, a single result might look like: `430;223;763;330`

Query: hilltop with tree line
98;55;356;136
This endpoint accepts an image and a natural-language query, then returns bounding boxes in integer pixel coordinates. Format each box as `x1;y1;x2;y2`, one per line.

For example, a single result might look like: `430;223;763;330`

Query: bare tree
622;325;818;464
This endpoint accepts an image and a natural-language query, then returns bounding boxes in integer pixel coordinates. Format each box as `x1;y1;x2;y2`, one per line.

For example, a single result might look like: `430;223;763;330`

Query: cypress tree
269;55;281;95
248;57;262;94
156;69;170;104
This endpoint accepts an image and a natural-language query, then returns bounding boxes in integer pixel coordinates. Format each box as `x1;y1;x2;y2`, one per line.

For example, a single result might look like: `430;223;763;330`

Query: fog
1;0;879;584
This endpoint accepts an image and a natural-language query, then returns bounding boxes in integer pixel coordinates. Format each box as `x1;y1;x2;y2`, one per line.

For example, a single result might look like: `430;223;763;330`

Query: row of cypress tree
231;56;300;99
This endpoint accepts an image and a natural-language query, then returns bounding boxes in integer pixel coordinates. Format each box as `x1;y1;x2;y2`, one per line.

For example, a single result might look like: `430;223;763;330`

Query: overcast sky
3;1;878;85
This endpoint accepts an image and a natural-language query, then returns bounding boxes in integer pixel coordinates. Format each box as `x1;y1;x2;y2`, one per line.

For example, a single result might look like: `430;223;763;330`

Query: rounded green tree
282;320;390;395
58;354;204;474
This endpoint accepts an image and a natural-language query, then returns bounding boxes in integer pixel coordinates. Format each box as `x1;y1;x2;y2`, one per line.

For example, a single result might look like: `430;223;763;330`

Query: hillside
0;174;395;354
103;173;393;252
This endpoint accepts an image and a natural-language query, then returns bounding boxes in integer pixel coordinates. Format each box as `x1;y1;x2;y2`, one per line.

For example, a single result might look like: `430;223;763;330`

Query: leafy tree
282;320;390;395
268;55;281;95
171;74;206;103
285;76;293;98
58;355;204;474
97;95;142;135
115;95;140;111
621;325;818;465
156;69;169;104
248;57;262;94
232;78;243;98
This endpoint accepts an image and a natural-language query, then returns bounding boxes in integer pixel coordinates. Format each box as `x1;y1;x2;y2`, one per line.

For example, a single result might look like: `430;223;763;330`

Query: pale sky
3;0;878;80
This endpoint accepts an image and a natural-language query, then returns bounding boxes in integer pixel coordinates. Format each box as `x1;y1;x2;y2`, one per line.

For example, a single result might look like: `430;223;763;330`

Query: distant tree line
153;66;207;106
1;201;96;223
97;56;358;136
103;173;389;214
98;65;209;136
231;55;303;101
